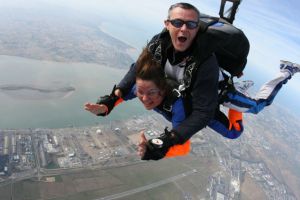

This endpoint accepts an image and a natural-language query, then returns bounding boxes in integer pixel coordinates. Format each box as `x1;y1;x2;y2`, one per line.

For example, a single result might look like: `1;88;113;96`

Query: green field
0;155;219;200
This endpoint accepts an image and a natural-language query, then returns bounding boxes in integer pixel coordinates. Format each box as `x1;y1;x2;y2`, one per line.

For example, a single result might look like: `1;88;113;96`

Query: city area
0;107;300;200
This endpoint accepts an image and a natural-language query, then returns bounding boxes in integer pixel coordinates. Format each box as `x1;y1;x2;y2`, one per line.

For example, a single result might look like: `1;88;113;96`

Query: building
0;155;9;176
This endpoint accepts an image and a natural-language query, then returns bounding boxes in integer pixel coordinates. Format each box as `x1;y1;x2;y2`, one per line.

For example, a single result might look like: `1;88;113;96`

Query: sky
1;0;299;116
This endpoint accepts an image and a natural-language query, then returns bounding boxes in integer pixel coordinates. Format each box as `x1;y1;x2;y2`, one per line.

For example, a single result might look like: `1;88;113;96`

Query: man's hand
140;127;179;161
84;103;108;116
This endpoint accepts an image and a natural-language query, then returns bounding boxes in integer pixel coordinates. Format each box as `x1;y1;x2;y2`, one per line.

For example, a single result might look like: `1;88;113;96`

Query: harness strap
218;74;236;104
163;88;182;112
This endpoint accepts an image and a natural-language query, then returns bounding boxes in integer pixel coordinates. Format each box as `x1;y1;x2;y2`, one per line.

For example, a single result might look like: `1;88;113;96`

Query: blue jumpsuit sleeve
171;99;187;128
117;63;137;97
208;119;244;139
122;84;137;101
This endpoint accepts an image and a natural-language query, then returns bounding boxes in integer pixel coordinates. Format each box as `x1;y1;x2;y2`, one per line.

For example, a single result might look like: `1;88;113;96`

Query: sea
0;55;147;129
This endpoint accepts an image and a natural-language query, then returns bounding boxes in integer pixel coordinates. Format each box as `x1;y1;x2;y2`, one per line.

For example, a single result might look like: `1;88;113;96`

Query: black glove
96;85;120;116
142;127;179;161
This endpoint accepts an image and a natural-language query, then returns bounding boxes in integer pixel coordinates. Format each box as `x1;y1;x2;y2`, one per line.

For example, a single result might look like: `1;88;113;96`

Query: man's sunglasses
167;19;199;29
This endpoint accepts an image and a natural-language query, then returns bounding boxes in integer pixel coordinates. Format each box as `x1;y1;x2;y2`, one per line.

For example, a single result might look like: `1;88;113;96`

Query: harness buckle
163;104;172;112
172;88;182;98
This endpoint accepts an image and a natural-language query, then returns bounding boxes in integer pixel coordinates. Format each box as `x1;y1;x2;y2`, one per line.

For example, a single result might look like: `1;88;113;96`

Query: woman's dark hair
136;48;169;93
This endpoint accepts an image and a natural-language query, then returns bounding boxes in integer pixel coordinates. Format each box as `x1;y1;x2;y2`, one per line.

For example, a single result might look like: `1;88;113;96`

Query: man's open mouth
178;36;187;43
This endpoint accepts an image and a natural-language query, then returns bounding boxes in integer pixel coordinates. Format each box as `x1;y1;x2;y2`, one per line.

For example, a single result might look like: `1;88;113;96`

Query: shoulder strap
147;29;170;66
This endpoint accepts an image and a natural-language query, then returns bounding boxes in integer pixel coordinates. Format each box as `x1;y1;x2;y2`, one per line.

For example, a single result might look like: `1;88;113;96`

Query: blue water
0;55;147;129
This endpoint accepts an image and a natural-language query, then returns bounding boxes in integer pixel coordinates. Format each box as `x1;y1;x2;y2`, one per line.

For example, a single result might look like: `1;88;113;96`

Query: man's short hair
168;2;200;19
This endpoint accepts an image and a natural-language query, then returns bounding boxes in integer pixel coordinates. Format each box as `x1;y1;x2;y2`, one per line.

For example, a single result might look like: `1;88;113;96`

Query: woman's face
136;78;165;110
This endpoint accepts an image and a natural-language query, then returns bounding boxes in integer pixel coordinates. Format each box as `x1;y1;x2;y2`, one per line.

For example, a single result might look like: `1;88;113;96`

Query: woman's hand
138;131;147;157
84;102;107;116
114;88;122;98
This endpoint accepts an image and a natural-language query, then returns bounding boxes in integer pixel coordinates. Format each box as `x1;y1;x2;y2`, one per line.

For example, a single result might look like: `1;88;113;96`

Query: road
95;169;197;200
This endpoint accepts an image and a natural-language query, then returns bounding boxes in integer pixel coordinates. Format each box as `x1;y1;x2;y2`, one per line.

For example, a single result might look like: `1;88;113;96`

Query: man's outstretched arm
172;55;219;143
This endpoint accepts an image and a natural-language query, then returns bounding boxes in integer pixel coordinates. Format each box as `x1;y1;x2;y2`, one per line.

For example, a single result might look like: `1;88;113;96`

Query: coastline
0;84;75;100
